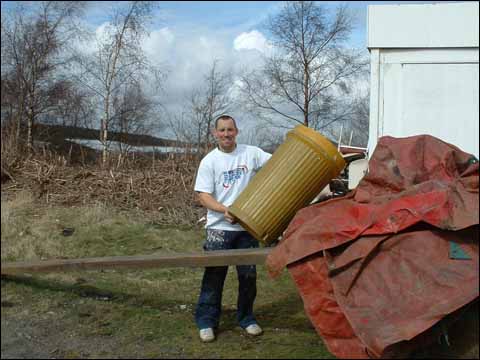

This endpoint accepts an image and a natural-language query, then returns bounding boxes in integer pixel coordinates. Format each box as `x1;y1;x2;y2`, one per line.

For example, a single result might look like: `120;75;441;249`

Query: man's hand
197;192;237;224
224;210;237;224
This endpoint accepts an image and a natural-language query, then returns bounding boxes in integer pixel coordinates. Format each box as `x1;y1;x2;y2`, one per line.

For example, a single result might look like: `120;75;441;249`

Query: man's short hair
215;114;237;130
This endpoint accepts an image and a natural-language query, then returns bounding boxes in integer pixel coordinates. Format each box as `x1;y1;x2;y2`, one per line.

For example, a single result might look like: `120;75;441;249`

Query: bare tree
37;79;96;129
1;1;86;152
170;60;233;155
72;1;161;165
342;90;369;147
109;81;159;157
239;1;368;130
252;125;285;153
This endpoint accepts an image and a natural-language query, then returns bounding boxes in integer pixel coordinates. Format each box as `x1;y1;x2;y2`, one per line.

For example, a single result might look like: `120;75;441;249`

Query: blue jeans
195;229;259;330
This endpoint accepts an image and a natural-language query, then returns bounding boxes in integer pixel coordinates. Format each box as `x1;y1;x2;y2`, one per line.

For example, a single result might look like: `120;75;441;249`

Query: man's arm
197;192;236;224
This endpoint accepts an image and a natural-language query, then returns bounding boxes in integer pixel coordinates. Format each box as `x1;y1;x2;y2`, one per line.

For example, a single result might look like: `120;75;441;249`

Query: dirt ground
2;287;478;359
1;298;131;359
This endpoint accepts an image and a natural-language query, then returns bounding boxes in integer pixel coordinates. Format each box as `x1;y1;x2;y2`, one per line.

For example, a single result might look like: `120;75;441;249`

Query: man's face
214;118;238;152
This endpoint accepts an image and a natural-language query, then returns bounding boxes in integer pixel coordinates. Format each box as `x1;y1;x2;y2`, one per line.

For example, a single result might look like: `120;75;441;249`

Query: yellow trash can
229;125;345;245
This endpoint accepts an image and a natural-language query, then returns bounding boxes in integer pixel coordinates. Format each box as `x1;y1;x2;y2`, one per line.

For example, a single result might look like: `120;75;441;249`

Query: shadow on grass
1;274;183;311
213;294;313;336
2;272;315;334
2;273;334;358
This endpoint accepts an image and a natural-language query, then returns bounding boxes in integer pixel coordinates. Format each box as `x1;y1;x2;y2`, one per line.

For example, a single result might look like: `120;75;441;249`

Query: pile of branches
1;150;205;227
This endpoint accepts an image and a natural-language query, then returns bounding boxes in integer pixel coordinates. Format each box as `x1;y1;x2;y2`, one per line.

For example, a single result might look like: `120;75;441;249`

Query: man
194;115;272;342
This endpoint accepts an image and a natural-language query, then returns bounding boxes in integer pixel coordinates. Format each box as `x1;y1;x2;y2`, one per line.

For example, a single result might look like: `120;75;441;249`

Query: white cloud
143;27;175;61
73;23;273;141
140;26;238;106
158;27;175;44
233;30;271;53
95;22;113;43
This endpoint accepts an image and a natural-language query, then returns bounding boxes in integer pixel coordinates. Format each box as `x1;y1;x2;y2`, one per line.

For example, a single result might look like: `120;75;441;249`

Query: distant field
1;190;334;359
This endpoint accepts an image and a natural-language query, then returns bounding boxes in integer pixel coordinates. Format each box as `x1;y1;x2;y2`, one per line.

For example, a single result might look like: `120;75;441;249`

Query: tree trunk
26;107;34;154
304;63;309;128
15;103;22;146
101;116;108;166
101;90;111;166
100;116;107;166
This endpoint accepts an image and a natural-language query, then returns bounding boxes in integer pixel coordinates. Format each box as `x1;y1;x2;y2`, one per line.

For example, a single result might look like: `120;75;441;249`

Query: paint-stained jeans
195;229;259;330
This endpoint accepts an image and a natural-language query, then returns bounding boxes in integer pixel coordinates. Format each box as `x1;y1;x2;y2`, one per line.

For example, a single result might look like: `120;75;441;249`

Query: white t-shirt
194;144;272;230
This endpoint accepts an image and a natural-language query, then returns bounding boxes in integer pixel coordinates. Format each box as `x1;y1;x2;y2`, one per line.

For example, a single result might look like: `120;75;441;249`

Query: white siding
367;3;479;49
368;3;480;158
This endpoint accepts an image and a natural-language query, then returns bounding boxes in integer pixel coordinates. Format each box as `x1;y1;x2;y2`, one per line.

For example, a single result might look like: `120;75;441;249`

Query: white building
367;2;479;158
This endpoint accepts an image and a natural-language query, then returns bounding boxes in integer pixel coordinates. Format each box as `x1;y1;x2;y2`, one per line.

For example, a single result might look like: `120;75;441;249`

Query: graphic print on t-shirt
222;165;248;188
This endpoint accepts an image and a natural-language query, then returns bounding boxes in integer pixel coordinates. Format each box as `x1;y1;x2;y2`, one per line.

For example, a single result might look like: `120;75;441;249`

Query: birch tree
240;1;367;130
1;1;86;152
73;1;160;165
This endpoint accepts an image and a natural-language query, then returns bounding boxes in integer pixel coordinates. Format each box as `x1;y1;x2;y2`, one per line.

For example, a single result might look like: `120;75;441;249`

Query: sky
1;0;455;142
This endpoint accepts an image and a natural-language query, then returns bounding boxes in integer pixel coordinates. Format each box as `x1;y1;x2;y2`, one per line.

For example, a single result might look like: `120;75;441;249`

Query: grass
1;190;334;359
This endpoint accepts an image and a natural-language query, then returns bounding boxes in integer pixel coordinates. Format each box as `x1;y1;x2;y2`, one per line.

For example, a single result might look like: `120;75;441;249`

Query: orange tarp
267;135;479;358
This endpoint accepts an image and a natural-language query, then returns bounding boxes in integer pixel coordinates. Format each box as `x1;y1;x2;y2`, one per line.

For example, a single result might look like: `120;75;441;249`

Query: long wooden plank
1;248;272;275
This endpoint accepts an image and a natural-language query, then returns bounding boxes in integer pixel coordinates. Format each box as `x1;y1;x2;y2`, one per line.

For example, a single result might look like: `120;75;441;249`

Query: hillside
34;123;182;147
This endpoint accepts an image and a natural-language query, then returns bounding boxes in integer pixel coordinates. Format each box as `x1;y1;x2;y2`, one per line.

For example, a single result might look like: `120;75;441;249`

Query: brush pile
1;150;205;227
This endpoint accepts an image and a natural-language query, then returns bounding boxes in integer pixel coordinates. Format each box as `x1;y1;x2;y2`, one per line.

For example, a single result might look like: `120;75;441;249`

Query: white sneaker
245;323;263;336
199;328;215;342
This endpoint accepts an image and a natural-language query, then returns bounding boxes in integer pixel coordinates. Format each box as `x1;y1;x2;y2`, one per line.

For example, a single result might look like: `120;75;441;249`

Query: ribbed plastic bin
229;125;345;245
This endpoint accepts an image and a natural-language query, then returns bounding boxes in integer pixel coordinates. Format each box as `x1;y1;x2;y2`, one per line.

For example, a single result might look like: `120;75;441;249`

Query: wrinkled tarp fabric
266;135;479;358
